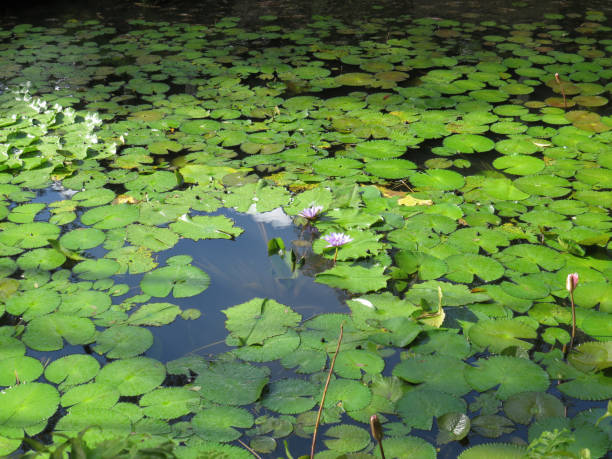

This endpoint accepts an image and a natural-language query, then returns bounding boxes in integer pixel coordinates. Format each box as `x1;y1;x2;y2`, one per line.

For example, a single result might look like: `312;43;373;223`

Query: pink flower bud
566;273;579;292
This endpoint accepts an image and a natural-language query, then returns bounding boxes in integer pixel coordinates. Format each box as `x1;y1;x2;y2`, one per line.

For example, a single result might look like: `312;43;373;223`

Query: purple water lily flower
299;205;324;220
323;232;353;248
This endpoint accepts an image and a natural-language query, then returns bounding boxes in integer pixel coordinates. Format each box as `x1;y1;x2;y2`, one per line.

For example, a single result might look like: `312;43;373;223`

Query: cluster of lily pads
0;6;611;458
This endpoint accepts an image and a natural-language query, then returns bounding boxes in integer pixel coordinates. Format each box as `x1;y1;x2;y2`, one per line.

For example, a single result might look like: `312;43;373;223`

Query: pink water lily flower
323;232;353;248
566;272;579;292
299;205;323;220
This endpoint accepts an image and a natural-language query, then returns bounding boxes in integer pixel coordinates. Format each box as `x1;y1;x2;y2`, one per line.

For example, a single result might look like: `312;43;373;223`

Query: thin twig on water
310;323;344;459
238;439;262;459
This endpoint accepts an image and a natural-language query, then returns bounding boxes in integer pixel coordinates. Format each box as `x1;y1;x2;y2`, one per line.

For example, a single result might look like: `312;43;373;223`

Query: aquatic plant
566;272;579;353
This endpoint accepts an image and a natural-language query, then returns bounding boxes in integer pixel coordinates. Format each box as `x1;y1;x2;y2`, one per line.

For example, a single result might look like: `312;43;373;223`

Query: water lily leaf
496;244;565;273
93;325;154;359
468;319;537;353
405;280;489;306
73;258;121;280
316;264;389;293
313;157;363;177
323;379;371;412
127;302;181;326
410;169;465;191
55;406;131;437
365;158;417;179
465;356;549;400
379;436;436;459
139;387;199;420
0;356;43;386
0;222;60;248
140;262;210;298
458;443;526;459
445;254;505;283
478;177;529;200
394;355;471;396
7;203;45;223
280;346;327;374
395;250;448;280
59;289;111;317
323;424;370;453
195;360;269;406
170;214;243;240
501;275;550;300
232;329;300;362
396;389;466;430
44;354;100;390
558;372;612;401
335;72;377;86
16;247;65;271
437;412;471;444
192;406;253;442
567;342;612;373
443;134;495;153
80;204;139;229
0;383;59;431
514;174;572;197
60;227;105;250
492;155;545;175
224;298;301;345
60;381;119;411
124;224;177;251
5;288;60;321
261;379;318;414
503;391;564;424
334;349;384;379
23;314;95;351
354;140;404;159
96;357;166;396
470;415;515;438
72;188;115;207
125;170;178;193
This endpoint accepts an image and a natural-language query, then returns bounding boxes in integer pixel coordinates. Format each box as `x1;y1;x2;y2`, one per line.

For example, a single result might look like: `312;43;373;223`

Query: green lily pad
96;357;166;396
443;134;495;153
468;319;537;353
80;204;139;229
44;354;100;390
316;264;389;293
365;158;417;179
93;325;154;359
410;169;465;191
194;360;269;406
141;262;210;298
170;214;243;240
465;356;549;400
492;155;545;175
140;387;199;420
224;298;301;345
192;406;254;442
261;379;318;414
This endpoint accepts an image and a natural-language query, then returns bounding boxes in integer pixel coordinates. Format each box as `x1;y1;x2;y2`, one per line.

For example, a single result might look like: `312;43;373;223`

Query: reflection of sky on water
145;208;348;362
25;186;348;363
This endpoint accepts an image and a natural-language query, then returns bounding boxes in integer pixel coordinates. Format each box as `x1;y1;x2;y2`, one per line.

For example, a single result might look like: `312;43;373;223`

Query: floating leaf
0;383;59;432
170;214;243;240
468;319;537;353
195;360;269;406
96;357;166;396
458;443;526;459
140;263;210;298
192;406;254;442
396;389;466;430
393;355;471;396
80;204;139;229
323;425;370;453
140;387;199;420
224;298;301;345
503;391;564;424
44;354;100;390
316;264;389;293
93;325;154;359
465;356;549;400
261;379;318;414
23;314;95;351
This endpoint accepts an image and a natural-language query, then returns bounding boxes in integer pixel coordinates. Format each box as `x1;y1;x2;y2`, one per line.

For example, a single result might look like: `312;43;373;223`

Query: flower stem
310;323;344;459
333;247;338;265
569;289;576;352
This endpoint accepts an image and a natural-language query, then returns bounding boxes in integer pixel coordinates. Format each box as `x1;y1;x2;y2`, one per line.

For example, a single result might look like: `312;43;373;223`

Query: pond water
0;0;612;458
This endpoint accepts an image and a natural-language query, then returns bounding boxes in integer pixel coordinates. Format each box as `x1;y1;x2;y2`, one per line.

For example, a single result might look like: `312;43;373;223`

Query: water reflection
141;208;349;362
